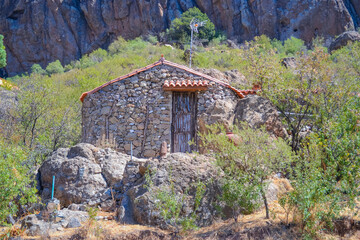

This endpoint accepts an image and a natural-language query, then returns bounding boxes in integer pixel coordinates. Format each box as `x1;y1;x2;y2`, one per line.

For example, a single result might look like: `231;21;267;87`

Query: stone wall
81;65;239;158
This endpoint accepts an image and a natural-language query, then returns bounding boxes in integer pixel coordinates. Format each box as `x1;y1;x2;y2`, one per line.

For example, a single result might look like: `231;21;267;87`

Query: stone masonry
81;63;241;158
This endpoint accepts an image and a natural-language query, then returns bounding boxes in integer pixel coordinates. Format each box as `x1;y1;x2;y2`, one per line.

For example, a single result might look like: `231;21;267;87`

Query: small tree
0;34;6;68
200;124;294;219
167;7;215;44
261;47;349;152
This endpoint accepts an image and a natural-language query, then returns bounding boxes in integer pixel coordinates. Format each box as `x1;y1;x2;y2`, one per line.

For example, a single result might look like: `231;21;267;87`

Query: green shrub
0;35;6;68
30;64;46;75
146;35;158;45
279;97;360;239
145;170;206;233
89;48;108;64
200;123;294;219
108;36;127;55
45;60;64;75
0;141;37;224
208;33;227;47
283;37;305;56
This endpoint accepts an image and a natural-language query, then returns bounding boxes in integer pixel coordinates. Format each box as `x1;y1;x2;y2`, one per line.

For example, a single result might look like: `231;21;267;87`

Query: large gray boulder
39;143;131;207
329;31;360;51
127;153;221;228
234;95;287;138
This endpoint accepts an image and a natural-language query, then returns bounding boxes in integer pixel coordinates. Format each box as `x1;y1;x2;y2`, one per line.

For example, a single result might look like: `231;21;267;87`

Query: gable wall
81;65;239;158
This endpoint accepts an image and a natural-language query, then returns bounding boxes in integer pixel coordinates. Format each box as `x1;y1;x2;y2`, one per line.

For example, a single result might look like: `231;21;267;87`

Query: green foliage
145;35;159;45
279;96;360;238
12;74;80;164
30;64;46;75
167;7;215;44
145;169;206;233
261;47;349;152
0;141;37;224
45;60;64;75
282;145;341;238
208;33;227;47
0;34;6;68
331;41;360;93
87;206;99;222
199;123;294;219
283;37;305;56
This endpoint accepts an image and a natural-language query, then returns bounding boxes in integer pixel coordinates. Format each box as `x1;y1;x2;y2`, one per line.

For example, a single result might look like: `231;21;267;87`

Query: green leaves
145;169;205;232
0;141;37;224
167;7;216;44
0;34;6;68
45;60;64;75
200;123;294;219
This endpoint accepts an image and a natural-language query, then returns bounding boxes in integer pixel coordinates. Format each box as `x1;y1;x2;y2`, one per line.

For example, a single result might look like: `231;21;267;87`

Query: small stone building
80;56;256;158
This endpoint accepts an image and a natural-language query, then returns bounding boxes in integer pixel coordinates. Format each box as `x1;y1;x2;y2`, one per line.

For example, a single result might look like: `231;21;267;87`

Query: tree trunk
261;189;270;219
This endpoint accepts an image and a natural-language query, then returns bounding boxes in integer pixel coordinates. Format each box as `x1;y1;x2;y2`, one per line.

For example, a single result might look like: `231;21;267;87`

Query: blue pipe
51;175;55;200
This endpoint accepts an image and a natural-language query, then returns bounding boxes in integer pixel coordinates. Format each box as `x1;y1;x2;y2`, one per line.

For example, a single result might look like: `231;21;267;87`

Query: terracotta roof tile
163;79;210;88
80;56;257;102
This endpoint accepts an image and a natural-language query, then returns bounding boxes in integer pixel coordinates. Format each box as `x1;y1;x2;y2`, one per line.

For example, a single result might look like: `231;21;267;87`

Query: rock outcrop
21;208;89;236
234;95;288;138
39;143;221;227
128;153;221;227
0;0;359;77
38;143;133;207
39;143;289;228
329;31;360;51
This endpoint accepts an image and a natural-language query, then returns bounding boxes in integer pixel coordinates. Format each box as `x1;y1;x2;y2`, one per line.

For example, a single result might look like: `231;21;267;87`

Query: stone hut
80;56;256;158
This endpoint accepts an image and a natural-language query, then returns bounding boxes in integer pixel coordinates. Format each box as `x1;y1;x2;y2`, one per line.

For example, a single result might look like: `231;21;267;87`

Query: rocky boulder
196;68;247;87
233;95;287;138
39;143;290;228
21;208;88;236
39;143;137;207
329;31;360;51
127;153;221;228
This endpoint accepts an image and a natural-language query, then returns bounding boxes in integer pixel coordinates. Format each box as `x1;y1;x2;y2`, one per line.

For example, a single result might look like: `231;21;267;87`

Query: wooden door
171;92;197;153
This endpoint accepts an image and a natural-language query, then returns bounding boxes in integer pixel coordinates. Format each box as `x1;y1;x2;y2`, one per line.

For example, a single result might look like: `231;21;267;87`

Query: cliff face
0;0;358;77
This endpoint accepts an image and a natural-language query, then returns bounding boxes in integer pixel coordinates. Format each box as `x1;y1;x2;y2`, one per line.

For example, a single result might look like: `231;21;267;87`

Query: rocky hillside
0;0;359;77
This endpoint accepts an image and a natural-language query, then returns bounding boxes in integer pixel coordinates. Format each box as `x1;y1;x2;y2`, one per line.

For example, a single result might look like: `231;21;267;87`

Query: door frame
171;91;198;153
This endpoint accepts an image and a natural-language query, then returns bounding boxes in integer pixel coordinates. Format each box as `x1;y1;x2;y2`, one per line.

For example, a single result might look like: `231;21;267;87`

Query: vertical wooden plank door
171;92;197;153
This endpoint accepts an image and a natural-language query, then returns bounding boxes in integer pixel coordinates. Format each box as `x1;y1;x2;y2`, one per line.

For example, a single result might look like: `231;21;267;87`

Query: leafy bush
30;64;46;75
283;37;305;56
279;96;360;238
167;7;215;44
145;34;158;45
0;34;6;68
45;60;64;75
145;170;206;233
0;141;37;224
200;124;294;219
88;48;108;64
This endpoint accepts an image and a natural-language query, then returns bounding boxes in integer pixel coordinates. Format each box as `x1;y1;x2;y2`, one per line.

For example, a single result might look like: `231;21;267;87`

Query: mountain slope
0;0;359;77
